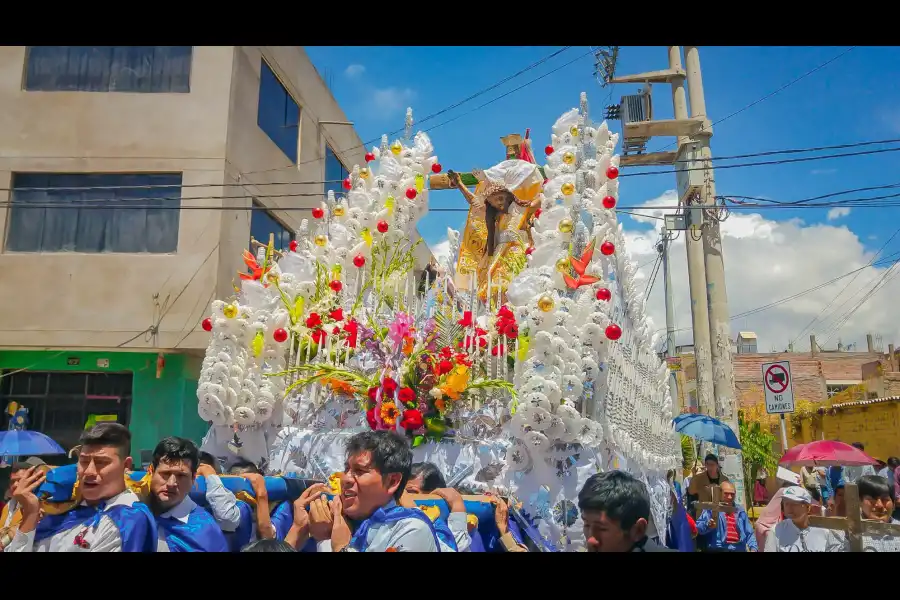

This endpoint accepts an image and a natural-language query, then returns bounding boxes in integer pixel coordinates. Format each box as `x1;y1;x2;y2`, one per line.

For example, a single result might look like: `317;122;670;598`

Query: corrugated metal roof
824;395;900;411
737;331;758;339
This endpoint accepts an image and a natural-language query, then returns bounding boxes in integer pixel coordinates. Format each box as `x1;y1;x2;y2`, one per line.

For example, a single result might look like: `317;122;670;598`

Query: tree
738;410;778;508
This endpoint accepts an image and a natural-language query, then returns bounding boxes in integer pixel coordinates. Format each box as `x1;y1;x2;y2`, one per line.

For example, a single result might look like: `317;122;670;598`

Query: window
257;60;300;163
325;145;349;201
0;371;133;462
826;384;852;398
24;46;192;93
6;172;181;253
250;200;294;253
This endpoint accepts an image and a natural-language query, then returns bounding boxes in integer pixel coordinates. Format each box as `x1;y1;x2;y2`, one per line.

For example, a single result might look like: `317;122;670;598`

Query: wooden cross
807;483;900;552
427;132;547;190
694;485;739;519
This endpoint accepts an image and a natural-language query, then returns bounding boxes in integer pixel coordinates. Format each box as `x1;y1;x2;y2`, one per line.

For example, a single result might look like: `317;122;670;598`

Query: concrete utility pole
669;46;716;429
660;226;679;408
683;46;744;501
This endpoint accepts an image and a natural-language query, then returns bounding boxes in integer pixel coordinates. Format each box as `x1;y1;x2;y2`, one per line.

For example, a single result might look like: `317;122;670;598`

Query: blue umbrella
0;430;66;456
673;413;742;450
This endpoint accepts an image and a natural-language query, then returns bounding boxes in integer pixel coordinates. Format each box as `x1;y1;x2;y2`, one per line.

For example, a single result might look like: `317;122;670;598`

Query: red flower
457;311;473;327
440;346;453;358
398;387;416;405
367;387;379;402
306;313;322;329
366;408;378;430
332;326;341;335
491;344;506;356
400;409;424;430
506;323;519;339
438;360;454;375
344;320;359;348
382;378;398;395
479;337;487;349
498;306;514;320
311;329;326;344
526;246;535;256
475;327;487;337
329;308;344;322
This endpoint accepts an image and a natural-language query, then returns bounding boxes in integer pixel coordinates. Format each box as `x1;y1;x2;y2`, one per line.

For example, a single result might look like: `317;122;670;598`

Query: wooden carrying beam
620;151;678;167
695;485;738;516
609;68;686;85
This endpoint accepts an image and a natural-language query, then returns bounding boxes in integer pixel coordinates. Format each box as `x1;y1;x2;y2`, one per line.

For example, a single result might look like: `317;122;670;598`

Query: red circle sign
764;364;789;394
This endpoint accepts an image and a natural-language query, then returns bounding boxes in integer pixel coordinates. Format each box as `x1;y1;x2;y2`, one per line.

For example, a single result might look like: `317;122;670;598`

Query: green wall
0;350;206;461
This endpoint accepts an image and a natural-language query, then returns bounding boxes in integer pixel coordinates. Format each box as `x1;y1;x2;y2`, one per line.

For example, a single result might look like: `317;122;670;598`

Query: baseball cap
783;486;812;504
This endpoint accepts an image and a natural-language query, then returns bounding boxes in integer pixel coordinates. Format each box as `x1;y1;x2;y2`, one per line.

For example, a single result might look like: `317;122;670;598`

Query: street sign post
762;360;794;450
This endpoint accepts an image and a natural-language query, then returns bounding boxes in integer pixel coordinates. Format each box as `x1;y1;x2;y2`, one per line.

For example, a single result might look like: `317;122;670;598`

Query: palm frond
275;364;374;396
434;307;464;351
468;378;517;400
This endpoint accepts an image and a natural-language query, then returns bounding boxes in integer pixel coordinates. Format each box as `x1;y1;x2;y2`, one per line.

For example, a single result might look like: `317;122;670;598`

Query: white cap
783;486;812;504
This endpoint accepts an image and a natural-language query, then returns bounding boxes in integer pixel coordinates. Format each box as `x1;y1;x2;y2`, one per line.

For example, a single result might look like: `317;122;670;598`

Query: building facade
0;46;432;461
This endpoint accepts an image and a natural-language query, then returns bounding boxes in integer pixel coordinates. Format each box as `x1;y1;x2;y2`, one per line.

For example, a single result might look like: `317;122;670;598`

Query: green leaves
738;411;778;488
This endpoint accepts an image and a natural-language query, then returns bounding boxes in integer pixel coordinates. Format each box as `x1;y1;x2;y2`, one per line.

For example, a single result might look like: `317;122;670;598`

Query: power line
648;46;857;154
239;46;582;177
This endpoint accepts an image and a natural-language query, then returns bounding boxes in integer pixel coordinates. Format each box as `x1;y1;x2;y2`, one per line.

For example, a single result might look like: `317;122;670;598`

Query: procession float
188;93;682;551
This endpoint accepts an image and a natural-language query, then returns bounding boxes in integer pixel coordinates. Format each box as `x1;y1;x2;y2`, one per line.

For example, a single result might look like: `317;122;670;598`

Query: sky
305;46;900;353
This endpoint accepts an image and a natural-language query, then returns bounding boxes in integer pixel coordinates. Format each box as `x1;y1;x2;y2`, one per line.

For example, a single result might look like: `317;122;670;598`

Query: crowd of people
0;422;673;552
666;445;900;552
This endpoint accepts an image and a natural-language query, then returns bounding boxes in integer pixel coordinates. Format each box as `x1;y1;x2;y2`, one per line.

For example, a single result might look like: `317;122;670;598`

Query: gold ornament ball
390;142;403;156
569;126;579;136
333;204;346;217
538;295;555;313
314;234;328;247
556;257;570;272
223;304;238;319
359;168;370;180
558;218;574;234
562;152;575;165
561;182;575;196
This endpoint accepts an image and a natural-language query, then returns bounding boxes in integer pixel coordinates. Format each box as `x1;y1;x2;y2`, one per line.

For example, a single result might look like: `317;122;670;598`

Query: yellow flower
380;401;400;426
328;472;343;495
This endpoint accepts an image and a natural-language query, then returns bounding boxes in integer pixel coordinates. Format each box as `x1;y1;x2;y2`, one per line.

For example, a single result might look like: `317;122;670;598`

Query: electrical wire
239;46;581;177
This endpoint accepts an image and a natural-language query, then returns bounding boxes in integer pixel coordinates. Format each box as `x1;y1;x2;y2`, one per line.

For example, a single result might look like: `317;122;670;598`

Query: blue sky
305;46;900;350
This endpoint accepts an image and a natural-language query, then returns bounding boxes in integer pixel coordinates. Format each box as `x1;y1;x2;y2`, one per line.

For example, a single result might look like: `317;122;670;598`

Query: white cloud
626;189;678;225
344;64;366;78
827;207;851;220
429;238;450;263
371;87;416;118
622;193;900;353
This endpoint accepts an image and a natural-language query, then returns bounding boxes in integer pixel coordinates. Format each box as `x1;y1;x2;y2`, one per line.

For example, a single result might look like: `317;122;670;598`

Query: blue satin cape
157;504;230;552
35;501;157;552
350;503;442;552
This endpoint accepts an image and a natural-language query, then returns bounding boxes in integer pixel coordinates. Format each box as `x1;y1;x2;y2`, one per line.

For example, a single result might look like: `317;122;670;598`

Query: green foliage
433;306;464;351
680;434;695;471
738;410;778;505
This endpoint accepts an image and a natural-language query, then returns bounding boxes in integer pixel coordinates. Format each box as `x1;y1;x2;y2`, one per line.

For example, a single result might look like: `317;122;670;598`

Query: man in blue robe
6;423;157;552
147;437;229;552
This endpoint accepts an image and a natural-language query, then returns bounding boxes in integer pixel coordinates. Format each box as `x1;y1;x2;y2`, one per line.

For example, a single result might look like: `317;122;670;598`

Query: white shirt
317;502;439;552
156;495;197;553
203;475;241;533
6;491;141;553
763;519;835;552
446;512;471;552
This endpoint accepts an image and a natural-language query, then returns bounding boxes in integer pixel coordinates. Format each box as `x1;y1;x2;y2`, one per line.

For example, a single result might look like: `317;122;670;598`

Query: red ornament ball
405;188;417;200
330;280;343;293
353;254;366;268
364;152;375;163
342;178;352;190
602;195;617;209
311;207;324;219
431;163;442;173
600;241;615;256
545;145;554;155
201;318;213;332
289;240;298;252
273;328;288;343
377;220;389;234
606;166;619;180
605;323;622;340
596;288;612;301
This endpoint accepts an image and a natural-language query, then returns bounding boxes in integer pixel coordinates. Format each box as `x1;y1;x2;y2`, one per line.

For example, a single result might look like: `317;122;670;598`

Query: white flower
429;387;444;400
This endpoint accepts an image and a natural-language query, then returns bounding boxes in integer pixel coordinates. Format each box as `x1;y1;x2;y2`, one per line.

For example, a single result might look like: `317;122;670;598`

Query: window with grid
24;46;192;93
257;60;300;163
250;200;295;253
6;172;181;253
325;145;349;202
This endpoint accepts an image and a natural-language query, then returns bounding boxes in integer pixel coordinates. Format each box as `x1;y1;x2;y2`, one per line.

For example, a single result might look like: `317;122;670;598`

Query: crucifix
427;131;547;191
807;483;900;552
694;484;739;520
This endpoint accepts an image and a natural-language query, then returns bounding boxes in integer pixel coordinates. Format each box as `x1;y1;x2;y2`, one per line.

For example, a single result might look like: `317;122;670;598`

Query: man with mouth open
308;430;442;552
5;423;157;552
148;437;229;552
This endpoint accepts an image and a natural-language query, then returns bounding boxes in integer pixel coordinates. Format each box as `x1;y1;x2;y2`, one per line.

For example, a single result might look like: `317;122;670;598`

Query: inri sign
761;360;795;415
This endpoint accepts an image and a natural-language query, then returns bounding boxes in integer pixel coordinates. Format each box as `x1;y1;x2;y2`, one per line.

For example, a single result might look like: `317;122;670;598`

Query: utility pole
668;47;716;438
660;226;679;409
683;46;744;502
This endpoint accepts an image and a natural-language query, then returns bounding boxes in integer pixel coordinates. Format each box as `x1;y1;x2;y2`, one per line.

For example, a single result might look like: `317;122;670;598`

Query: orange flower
380;401;400;426
385;547;398;552
325;378;356;397
434;398;447;413
402;336;415;356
